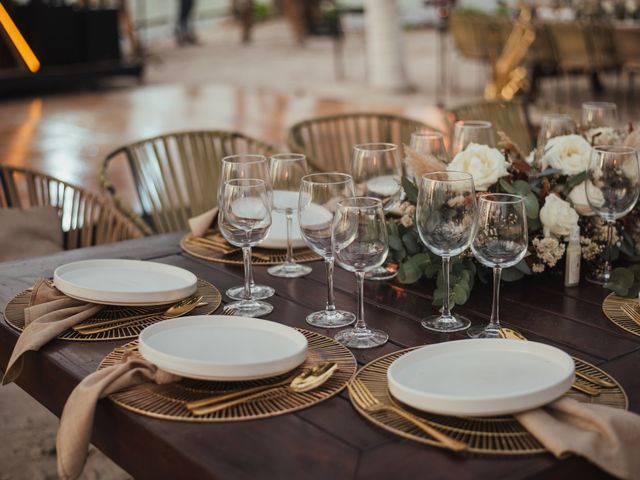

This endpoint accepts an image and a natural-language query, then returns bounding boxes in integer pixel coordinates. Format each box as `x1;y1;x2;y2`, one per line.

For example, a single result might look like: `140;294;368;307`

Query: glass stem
604;221;614;276
325;256;337;314
355;271;367;331
441;256;451;318
242;246;253;301
488;266;502;330
285;209;295;265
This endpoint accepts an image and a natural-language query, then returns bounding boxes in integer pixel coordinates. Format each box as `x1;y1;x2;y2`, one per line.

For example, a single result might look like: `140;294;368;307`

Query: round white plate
259;191;305;249
53;259;198;306
387;339;575;417
138;315;308;381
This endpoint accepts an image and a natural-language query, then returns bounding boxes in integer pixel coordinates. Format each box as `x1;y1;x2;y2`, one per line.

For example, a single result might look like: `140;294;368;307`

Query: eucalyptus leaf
501;267;525;282
514;259;532;275
402;177;419;204
565;171;587;190
513;180;532;195
397;260;422;284
538;167;562;177
499;178;517;194
523;192;539;219
452;282;470;305
402;231;420;255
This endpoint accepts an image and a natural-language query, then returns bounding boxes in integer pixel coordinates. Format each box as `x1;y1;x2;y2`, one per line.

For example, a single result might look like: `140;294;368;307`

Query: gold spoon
187;362;338;416
74;296;204;334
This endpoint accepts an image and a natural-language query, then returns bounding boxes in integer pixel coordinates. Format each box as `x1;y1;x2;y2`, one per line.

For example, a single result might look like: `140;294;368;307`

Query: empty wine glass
298;173;356;328
585;146;640;285
406;131;450;182
332;197;389;348
582;101;618;129
267;153;311;278
451;120;495;155
468;194;528;338
416;171;477;332
218;179;273;317
536;114;577;162
351;143;402;281
220;154;275;301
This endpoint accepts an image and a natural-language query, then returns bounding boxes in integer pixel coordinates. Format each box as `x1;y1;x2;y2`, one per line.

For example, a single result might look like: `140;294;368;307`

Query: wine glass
468;194;528;338
416;171;477;332
218;178;273;317
298;173;356;328
351;143;402;281
451;120;495;156
585;146;640;285
406;131;449;182
581;101;618;129
332;197;389;349
536;114;576;162
220;154;274;301
267;153;311;278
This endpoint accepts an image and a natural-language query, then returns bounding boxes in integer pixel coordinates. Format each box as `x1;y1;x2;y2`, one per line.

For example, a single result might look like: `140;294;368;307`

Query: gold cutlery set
186;234;272;261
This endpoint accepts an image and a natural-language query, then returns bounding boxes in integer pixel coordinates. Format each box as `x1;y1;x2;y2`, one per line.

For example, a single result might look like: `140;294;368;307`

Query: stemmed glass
218;179;273;317
416;171;477;332
581;101;618;129
298;173;356;328
468;194;528;338
585;146;640;285
351;143;402;281
267;153;311;278
332;197;389;348
536;114;577;161
407;131;449;182
220;154;275;301
451;120;495;155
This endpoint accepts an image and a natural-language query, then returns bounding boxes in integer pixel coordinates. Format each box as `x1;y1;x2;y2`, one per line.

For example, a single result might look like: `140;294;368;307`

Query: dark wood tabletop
1;232;638;480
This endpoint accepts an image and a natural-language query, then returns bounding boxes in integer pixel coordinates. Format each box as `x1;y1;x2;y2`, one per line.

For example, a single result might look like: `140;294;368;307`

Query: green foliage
605;266;640;298
432;257;476;307
402;177;418;204
565;171;587;191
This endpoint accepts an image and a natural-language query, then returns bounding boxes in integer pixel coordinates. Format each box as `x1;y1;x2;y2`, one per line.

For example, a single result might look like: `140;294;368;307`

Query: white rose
525;150;536;165
447;143;509;191
539;194;579;237
540;134;591;176
567;180;596;216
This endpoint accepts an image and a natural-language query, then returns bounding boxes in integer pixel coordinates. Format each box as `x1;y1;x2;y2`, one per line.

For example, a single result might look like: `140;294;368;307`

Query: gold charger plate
602;293;640;337
349;347;627;456
180;229;322;266
3;279;221;342
98;329;357;422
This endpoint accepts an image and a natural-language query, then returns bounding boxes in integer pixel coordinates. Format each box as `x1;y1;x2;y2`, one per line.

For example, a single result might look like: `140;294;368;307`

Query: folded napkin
516;397;640;479
57;355;179;480
2;279;103;385
188;207;218;237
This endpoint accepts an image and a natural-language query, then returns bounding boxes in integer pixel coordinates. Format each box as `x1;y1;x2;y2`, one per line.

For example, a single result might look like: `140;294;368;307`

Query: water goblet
332;197;389;349
451;120;495;156
416;171;477;332
218;178;273;317
585;146;640;285
406;131;449;182
219;154;275;301
468;194;528;338
535;114;577;162
351;143;402;281
267;153;311;278
298;172;356;328
581;101;618;129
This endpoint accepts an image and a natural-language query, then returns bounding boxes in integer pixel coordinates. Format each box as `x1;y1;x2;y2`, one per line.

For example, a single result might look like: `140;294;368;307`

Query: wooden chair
286;112;439;173
612;26;640;95
0;165;144;250
544;22;593;75
100;130;276;234
448;100;533;155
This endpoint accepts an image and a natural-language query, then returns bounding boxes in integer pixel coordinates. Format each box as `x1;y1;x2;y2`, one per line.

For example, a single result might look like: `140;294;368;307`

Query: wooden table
1;233;638;479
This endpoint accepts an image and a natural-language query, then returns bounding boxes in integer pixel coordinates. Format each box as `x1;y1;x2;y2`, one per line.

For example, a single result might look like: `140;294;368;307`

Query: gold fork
348;379;468;452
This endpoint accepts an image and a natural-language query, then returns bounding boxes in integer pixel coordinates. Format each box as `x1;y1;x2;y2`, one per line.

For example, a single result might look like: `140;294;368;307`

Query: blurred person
176;0;198;45
232;0;254;44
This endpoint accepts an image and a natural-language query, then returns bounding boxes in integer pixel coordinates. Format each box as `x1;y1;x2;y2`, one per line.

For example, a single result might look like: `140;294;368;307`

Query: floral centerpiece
390;122;640;306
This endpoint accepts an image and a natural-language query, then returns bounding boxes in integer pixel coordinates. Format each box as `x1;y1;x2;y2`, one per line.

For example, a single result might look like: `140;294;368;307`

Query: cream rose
540;134;591;176
447;143;508;191
539;194;579;237
567;180;596;216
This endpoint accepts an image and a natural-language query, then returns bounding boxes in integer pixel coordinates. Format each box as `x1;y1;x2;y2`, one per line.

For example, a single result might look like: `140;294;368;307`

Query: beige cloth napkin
2;279;103;385
57;355;179;480
516;397;640;479
188;207;218;237
0;206;64;261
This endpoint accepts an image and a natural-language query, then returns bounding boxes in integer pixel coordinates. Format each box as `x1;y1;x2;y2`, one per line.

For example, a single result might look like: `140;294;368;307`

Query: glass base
364;265;397;281
585;269;610;286
226;284;275;301
467;324;502;339
306;309;356;328
226;299;273;318
267;262;312;278
334;327;388;349
421;313;471;333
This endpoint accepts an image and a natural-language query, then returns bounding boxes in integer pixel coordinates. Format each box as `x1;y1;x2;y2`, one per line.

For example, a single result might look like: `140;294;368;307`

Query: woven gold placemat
98;329;356;422
602;293;640;337
3;279;221;342
349;347;627;456
180;230;321;266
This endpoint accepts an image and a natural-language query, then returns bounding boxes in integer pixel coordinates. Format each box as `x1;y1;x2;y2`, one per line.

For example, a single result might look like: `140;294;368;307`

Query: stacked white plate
387;339;575;417
138;316;309;381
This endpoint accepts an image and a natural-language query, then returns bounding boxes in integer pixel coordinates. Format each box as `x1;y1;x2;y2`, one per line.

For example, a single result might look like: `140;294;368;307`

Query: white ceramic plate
259;191;306;249
53;259;198;306
387;339;575;417
138;315;308;381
